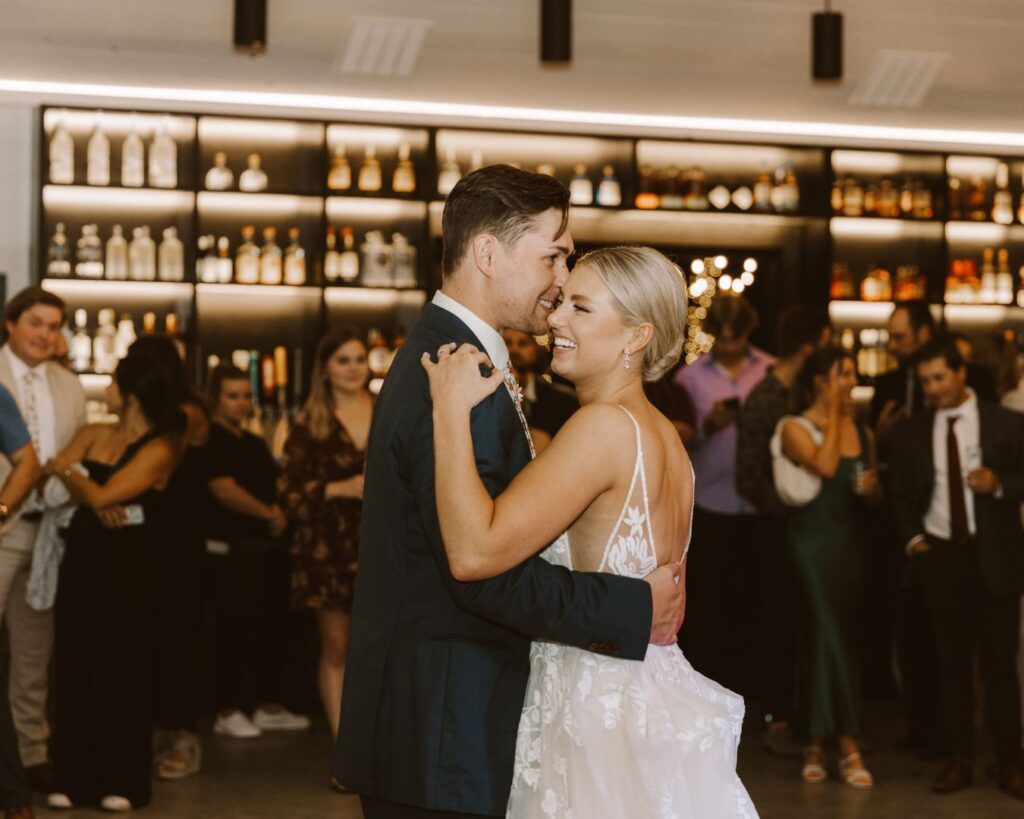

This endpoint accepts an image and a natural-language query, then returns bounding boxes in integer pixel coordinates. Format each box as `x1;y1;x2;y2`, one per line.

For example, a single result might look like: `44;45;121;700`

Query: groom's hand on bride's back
646;562;684;645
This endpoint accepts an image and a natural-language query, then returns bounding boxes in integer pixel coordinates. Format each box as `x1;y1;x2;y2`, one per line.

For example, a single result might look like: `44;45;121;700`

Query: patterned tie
503;363;536;461
21;369;41;454
946;415;970;545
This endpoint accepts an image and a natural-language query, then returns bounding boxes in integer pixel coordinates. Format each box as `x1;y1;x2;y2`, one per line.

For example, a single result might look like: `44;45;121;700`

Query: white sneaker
47;793;73;809
100;795;132;812
213;710;262;739
252;706;311;731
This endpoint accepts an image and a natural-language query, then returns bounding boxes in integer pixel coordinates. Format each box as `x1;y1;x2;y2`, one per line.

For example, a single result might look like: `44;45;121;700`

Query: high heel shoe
839;751;874;790
802;746;827;784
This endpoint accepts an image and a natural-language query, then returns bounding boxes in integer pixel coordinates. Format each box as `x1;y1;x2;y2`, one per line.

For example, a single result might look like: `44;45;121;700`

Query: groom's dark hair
441;164;570;281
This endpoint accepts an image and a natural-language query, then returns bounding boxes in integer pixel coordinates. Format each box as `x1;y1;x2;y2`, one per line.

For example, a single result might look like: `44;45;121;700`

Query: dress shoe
24;762;53;794
4;806;34;819
931;759;973;793
999;758;1024;799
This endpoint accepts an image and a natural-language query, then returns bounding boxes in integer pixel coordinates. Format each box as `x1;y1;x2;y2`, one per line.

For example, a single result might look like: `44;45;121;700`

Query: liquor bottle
659;166;683;210
216;236;233;283
367;328;392;381
596;165;621;207
165;312;186;360
684;167;709;211
292;347;304;412
239;153;268;193
392;143;416;194
997;247;1014;305
781;164;800;213
912;182;934;220
899;179;915;217
92;309;117;374
992;163;1014;225
105;224;128;280
235;225;260;284
842;178;864;217
829;263;856;300
1019;169;1024;225
114;314;137;360
895;265;924;301
70;310;92;373
246;352;264;437
327;144;352;191
357;145;382;193
149;119;177;188
157;227;184;282
437;147;462;196
391;233;417;288
967;176;988;221
142;312;157;334
770;165;788;213
731;186;754;211
47;223;72;276
830;177;845;214
569;164;593;206
283;227;306;285
339;227;360;282
634;165;659;210
86;116;110;187
196;235;216;283
260;353;277;439
121;119;145;188
948;177;964;220
324;227;341;282
877;179;899;218
205;151;234;191
1017;266;1024;308
980;247;997;303
128;226;156;281
753;164;773;213
48;117;75;184
259;226;283;285
361;231;393;287
270;346;291;461
75;224;104;278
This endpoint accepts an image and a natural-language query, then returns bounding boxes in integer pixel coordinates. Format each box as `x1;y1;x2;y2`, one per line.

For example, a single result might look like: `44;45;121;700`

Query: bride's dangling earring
623;348;631;371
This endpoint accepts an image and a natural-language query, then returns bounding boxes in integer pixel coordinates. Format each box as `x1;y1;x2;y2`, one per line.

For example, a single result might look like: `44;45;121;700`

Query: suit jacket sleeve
405;382;653;662
888;420;925;547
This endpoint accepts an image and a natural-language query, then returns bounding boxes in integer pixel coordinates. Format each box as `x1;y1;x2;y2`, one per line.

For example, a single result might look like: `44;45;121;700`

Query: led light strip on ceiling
3;78;1024;151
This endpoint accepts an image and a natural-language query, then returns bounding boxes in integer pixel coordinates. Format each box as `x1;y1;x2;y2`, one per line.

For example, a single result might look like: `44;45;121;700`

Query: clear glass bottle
324;226;341;282
357;145;382;193
49;116;75;185
158;226;184;281
75;224;104;278
106;224;128;280
437;147;462;197
980;247;997;303
235;225;260;284
596;165;621;207
842;178;864;217
392;143;416;194
993;163;1014;225
753;164;773;212
569;164;593;206
259;226;283;285
391;233;417;288
196;235;216;283
216;236;233;283
128;226;156;281
659;166;683;210
114;313;137;360
283;227;306;285
360;230;393;286
121;118;145;188
165;313;186;360
149;118;177;188
339;226;360;282
70;309;92;373
92;309;117;374
997;247;1014;304
239;153;268;193
86;116;110;187
205;151;234;191
47;222;72;276
327;143;352;191
782;164;800;214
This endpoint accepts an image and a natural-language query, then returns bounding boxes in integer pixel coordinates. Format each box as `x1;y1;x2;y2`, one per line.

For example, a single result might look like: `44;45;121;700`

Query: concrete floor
30;717;1024;818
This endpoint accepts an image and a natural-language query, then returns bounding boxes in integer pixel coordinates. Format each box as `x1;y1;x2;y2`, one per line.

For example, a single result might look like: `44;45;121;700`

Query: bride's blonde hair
574;246;688;382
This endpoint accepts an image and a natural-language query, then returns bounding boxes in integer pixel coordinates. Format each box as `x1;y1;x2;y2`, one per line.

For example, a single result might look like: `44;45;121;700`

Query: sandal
839;751;874;790
802;746;827;784
157;735;202;780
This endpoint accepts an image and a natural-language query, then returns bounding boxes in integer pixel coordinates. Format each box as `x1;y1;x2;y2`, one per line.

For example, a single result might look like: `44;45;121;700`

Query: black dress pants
755;514;800;725
360;795;495;818
896;548;940;751
918;537;1022;762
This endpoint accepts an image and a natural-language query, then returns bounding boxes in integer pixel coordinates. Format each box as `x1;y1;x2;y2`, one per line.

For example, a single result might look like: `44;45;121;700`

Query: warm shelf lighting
199;117;322;144
830;217;939;239
947;156;1000;177
945;222;1012;243
43;186;194;211
324;287;428;308
828;300;896;324
831;150;904;175
42;279;194;299
325;198;426;221
196;283;321;297
197;191;323;217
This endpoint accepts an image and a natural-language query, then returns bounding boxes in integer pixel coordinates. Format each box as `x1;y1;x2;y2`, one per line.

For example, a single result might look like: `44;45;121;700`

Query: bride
422;246;758;818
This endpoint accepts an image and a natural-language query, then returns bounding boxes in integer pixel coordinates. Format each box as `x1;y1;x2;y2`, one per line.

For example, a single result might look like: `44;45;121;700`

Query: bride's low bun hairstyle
574;246;688;382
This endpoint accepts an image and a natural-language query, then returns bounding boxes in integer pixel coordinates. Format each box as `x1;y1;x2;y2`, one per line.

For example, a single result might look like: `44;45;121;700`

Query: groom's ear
471;234;498;279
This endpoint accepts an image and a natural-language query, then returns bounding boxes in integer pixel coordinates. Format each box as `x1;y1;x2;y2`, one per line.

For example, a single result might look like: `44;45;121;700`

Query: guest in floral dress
278;327;371;743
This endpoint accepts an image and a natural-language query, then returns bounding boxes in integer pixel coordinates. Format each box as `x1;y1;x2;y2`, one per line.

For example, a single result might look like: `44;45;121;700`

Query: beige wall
0;104;35;302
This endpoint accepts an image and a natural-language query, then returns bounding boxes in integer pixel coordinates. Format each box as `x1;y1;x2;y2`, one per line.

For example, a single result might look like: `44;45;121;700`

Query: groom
334;165;685;818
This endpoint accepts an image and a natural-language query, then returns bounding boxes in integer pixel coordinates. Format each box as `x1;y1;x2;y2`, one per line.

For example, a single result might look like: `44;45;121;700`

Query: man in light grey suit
0;287;85;789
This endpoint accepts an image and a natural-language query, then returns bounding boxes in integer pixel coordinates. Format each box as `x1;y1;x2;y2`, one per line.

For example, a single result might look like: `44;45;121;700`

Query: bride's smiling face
547;262;633;383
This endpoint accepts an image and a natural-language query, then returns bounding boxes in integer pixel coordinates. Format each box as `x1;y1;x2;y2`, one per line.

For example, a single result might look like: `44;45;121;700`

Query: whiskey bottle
324;226;341;283
437;147;462;197
912;182;934;220
659;166;683;210
339;226;360;282
997;247;1014;305
899;179;914;217
47;223;72;277
684;167;709;211
992;163;1014;225
48;117;75;185
114;314;137;360
70;309;91;373
165;312;186;360
283;227;306;285
216;236;233;283
239;154;268;193
770;165;788;213
596;165;622;207
93;309;117;374
392;143;417;194
830;177;845;214
391;233;417;288
634;165;659;210
86;116;110;187
360;231;393;287
948;177;964;220
569;164;593;206
980;247;997;303
781;164;800;214
205;151;234;191
142;312;157;335
149;119;177;188
259;226;283;285
129;226;156;281
75;224;104;278
357;145;383;193
842;178;864;217
235;226;260;284
967;176;988;221
158;227;184;282
753;165;773;212
121;119;145;188
327;144;352;191
106;224;128;280
830;263;856;300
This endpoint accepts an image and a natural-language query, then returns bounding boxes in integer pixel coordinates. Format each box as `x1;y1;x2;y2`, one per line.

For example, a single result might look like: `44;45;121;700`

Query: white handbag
769;416;823;508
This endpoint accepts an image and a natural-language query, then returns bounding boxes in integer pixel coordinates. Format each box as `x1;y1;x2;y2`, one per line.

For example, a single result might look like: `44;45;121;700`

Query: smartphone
723;397;740;411
123;504;145;526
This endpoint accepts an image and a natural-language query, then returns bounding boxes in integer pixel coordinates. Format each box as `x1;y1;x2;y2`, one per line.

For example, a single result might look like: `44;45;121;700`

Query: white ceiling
1;0;1022;137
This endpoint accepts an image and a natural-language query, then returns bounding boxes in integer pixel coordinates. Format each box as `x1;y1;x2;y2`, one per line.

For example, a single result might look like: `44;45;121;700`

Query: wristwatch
0;503;9;524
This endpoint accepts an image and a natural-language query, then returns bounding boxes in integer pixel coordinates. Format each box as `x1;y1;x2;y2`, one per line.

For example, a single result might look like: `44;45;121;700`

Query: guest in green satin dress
780;348;882;789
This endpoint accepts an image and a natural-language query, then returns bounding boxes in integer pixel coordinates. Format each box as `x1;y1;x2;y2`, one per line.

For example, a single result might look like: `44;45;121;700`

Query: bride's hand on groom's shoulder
421;343;505;413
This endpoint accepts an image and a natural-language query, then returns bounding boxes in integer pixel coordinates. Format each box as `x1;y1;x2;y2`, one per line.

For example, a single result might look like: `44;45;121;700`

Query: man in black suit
333;165;684;818
890;336;1024;798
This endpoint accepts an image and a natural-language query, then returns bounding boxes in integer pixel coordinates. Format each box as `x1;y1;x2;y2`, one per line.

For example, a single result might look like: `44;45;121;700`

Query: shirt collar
3;345;42;381
431;291;510;371
936;388;977;421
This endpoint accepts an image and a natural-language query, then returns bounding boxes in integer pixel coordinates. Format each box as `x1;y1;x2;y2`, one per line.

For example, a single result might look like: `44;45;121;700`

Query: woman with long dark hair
44;351;183;811
278;328;371;749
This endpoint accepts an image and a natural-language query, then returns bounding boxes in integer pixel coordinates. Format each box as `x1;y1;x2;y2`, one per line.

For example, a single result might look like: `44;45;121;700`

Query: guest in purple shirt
676;295;774;699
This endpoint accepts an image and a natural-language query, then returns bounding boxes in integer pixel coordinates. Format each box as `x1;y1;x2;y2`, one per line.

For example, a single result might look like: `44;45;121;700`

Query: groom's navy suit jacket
333;304;653;815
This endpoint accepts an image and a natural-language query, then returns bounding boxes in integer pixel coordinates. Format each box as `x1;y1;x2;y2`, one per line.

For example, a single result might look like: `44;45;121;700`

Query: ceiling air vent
335;17;433;77
849;50;949;108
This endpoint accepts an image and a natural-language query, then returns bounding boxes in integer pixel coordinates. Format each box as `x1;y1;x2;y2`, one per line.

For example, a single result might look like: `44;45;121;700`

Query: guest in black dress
43;352;182;812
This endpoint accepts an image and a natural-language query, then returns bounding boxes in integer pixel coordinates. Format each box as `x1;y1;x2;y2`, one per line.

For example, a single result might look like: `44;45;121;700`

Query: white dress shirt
924;388;980;540
4;345;57;462
431;291;510;371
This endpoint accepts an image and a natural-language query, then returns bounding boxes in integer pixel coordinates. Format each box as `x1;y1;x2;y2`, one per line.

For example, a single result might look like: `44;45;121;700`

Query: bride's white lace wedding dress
506;406;759;818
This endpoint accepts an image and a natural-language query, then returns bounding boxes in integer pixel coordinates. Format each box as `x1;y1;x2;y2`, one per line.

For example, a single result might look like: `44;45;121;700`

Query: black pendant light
541;0;572;63
812;1;843;81
234;0;267;55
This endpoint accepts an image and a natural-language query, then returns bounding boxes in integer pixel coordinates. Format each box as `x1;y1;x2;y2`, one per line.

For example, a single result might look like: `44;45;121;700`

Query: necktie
503;363;536;461
21;369;41;454
946;415;970;545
